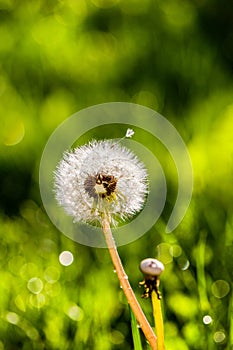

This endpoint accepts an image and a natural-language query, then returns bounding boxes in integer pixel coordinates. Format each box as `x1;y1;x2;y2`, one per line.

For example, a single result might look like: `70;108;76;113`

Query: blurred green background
0;0;233;349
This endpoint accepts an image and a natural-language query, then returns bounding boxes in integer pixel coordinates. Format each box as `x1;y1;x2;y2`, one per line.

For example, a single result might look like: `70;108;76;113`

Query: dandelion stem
151;290;164;350
102;216;157;350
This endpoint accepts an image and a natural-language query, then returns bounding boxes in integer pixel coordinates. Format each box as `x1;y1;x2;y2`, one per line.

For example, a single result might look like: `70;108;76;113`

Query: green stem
196;232;210;312
130;306;143;350
101;216;157;350
151;290;164;350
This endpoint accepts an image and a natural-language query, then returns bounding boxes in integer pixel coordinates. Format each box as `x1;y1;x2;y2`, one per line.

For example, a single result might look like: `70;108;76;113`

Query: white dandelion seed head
54;139;148;225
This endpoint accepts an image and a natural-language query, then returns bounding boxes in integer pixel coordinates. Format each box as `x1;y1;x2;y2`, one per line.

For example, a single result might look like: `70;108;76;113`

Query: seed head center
94;182;107;195
84;173;117;199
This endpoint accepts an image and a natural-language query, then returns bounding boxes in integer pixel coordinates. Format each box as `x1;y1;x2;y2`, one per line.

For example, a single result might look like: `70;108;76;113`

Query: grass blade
130;307;143;350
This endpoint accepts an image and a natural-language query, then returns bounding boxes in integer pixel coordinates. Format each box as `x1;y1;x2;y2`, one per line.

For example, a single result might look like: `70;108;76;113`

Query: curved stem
151;290;164;350
102;216;157;350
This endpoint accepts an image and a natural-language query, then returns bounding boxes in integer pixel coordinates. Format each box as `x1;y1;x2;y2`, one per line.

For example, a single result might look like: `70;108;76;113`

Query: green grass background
0;0;233;349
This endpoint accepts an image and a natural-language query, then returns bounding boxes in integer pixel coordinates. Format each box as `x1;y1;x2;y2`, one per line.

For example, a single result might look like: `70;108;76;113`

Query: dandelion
53;134;157;349
139;259;165;350
54;139;148;225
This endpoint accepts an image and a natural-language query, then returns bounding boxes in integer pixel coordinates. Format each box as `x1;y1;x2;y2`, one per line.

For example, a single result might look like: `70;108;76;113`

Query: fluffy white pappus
54;140;148;225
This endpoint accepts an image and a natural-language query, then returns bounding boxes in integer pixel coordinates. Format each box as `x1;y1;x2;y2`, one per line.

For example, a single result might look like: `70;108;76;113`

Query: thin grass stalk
130;306;143;350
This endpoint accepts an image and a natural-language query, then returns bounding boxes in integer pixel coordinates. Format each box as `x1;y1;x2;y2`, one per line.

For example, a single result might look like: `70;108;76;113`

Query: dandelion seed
114;128;135;145
54;139;148;225
125;128;134;138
